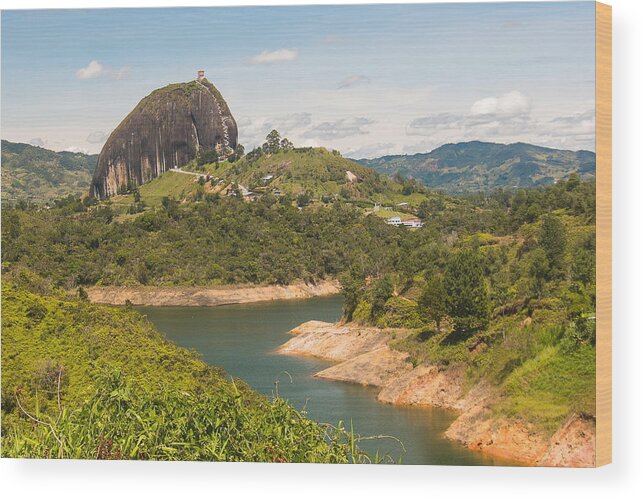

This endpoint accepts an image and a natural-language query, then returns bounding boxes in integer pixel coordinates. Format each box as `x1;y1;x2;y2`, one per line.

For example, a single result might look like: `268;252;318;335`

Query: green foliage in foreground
4;370;357;462
0;276;368;462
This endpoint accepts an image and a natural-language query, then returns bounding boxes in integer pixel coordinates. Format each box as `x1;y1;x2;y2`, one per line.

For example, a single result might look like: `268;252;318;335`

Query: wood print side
595;1;612;467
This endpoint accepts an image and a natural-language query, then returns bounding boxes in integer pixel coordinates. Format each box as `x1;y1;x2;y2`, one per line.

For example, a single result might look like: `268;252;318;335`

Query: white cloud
86;131;109;144
470;91;531;117
267;113;312;133
337;75;370;89
111;67;131;80
76;60;105;79
249;49;298;65
536;109;596;150
76;60;130;80
29;137;44;147
232;82;592;158
407;95;595;153
63;145;89;154
409;91;533;143
345;142;395;159
237;113;313;148
303;117;374;140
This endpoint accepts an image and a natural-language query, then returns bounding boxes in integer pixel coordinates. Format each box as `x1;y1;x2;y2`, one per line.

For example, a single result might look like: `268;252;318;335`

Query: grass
139;171;199;207
496;344;596;432
106;171;201;218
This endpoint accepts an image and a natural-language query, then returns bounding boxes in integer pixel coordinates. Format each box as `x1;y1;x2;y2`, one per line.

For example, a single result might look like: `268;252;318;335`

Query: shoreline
86;280;341;307
276;320;596;467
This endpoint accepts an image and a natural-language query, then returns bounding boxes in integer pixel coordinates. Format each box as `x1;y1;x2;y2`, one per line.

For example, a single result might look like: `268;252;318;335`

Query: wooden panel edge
595;0;612;467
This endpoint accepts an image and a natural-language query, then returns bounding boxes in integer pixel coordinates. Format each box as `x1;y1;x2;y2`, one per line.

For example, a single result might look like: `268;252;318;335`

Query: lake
137;296;516;465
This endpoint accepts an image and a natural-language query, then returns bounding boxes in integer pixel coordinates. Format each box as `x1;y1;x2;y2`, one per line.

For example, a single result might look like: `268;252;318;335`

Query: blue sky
1;2;596;157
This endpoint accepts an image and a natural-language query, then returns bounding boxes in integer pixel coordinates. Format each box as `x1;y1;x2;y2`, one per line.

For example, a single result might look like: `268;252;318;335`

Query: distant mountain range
1;140;98;203
353;141;596;193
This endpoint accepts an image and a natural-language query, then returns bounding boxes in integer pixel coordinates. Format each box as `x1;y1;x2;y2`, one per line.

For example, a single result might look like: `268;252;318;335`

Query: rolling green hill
1;140;98;203
354;141;596;193
225;147;429;206
106;146;434;215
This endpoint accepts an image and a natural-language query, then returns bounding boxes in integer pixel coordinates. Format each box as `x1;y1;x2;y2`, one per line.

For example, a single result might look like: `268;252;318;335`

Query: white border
1;0;641;497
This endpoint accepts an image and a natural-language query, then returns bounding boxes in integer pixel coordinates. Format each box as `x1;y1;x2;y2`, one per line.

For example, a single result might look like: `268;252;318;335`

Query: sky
1;2;596;158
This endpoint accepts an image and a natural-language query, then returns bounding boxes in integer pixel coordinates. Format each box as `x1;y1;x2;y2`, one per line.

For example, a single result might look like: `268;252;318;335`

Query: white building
385;216;423;228
401;219;424;228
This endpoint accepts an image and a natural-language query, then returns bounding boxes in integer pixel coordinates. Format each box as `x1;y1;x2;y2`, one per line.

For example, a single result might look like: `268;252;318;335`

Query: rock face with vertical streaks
90;78;237;198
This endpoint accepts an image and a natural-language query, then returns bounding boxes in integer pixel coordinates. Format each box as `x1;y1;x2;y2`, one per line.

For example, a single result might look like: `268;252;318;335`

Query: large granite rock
90;78;237;198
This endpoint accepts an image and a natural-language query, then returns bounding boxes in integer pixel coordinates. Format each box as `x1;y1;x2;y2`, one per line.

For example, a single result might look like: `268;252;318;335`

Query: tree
296;192;311;208
566;172;581;191
279;193;293;206
2;210;21;241
418;274;448;331
370;275;394;320
340;269;364;321
197;149;218;166
540;214;566;275
417;197;446;219
77;286;89;302
401;180;415;196
161;196;180;219
572;247;595;286
443;248;490;334
228;144;245;162
280;138;294;152
246;147;263;162
264;130;282;154
527;248;550;297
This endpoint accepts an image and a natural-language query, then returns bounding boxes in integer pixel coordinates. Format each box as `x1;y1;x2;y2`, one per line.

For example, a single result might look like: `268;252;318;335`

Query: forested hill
1;140;98;203
354;141;596;193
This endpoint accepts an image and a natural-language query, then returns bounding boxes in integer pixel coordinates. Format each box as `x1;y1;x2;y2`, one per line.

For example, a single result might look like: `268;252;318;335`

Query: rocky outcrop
377;364;466;407
90;78;237;198
277;320;401;362
315;347;412;387
276;320;597;467
537;415;596;467
86;280;340;307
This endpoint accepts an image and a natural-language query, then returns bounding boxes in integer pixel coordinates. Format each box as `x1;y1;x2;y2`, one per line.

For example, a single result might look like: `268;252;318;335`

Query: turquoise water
137;296;516;465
